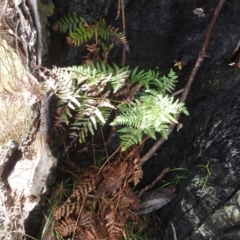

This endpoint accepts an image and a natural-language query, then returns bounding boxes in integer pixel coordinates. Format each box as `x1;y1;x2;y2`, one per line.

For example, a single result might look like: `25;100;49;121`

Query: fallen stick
138;167;169;198
171;221;178;240
140;0;226;165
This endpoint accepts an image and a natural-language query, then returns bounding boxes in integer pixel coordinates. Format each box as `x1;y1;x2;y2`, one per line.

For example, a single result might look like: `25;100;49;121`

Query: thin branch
116;0;121;20
121;0;126;36
121;0;126;66
171;221;177;240
138;168;169;197
140;0;226;165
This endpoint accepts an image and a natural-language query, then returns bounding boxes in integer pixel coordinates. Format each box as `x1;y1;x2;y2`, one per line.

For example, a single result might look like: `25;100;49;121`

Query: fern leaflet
129;67;178;95
111;90;188;151
55;12;85;33
44;62;129;143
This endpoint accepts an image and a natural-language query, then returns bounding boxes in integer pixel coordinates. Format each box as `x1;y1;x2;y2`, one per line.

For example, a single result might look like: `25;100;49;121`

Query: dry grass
0;37;36;144
0;3;45;239
0;37;37;239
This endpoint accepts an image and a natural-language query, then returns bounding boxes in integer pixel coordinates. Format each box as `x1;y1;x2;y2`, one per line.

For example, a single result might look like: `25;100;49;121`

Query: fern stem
121;0;126;36
101;127;109;159
97;145;121;176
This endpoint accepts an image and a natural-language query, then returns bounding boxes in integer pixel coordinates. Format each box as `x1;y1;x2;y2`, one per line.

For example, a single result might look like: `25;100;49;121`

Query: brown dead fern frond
118;207;142;227
78;211;93;229
55;217;77;237
74;177;96;199
54;202;83;221
73;228;87;240
108;25;129;53
105;205;123;240
113;185;141;211
97;162;127;196
54;151;144;240
133;157;143;186
83;43;101;63
84;228;100;240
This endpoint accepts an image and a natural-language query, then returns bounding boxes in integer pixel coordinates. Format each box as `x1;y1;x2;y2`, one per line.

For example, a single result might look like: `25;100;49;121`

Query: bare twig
138;168;169;197
171;221;177;240
121;0;126;66
116;0;121;20
121;0;126;36
140;0;226;165
172;88;184;96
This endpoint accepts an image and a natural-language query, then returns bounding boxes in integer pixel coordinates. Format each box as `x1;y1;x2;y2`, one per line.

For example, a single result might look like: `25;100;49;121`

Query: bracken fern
111;89;188;151
53;13;129;53
43;62;130;143
43;62;188;150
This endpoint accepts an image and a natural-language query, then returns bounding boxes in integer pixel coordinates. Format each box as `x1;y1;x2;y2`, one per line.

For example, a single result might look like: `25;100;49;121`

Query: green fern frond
111;101;143;128
69;23;96;46
46;62;129;143
129;68;178;95
157;69;178;94
118;126;143;151
107;25;130;52
70;106;112;143
43;62;187;151
54;62;128;95
56;12;84;33
61;16;130;52
98;19;110;41
111;91;188;151
142;127;156;140
71;104;112;143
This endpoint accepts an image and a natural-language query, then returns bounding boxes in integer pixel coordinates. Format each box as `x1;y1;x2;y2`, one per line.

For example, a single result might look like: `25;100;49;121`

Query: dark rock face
124;1;240;239
154;66;240;239
52;0;129;21
48;0;240;239
124;0;240;71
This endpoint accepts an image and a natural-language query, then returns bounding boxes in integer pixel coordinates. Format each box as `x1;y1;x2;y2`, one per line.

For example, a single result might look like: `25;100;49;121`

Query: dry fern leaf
94;220;109;239
78;211;92;229
86;44;100;53
54;202;82;221
66;36;74;45
85;228;100;240
108;25;130;53
133;157;143;186
74;177;96;199
97;162;127;195
129;84;141;101
105;205;123;240
112;185;141;211
54;177;96;220
55;217;78;237
52;22;59;31
74;228;87;240
108;26;129;50
117;207;142;228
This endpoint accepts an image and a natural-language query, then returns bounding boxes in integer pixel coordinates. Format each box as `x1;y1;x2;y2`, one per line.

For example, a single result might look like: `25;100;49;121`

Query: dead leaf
97;162;127;195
